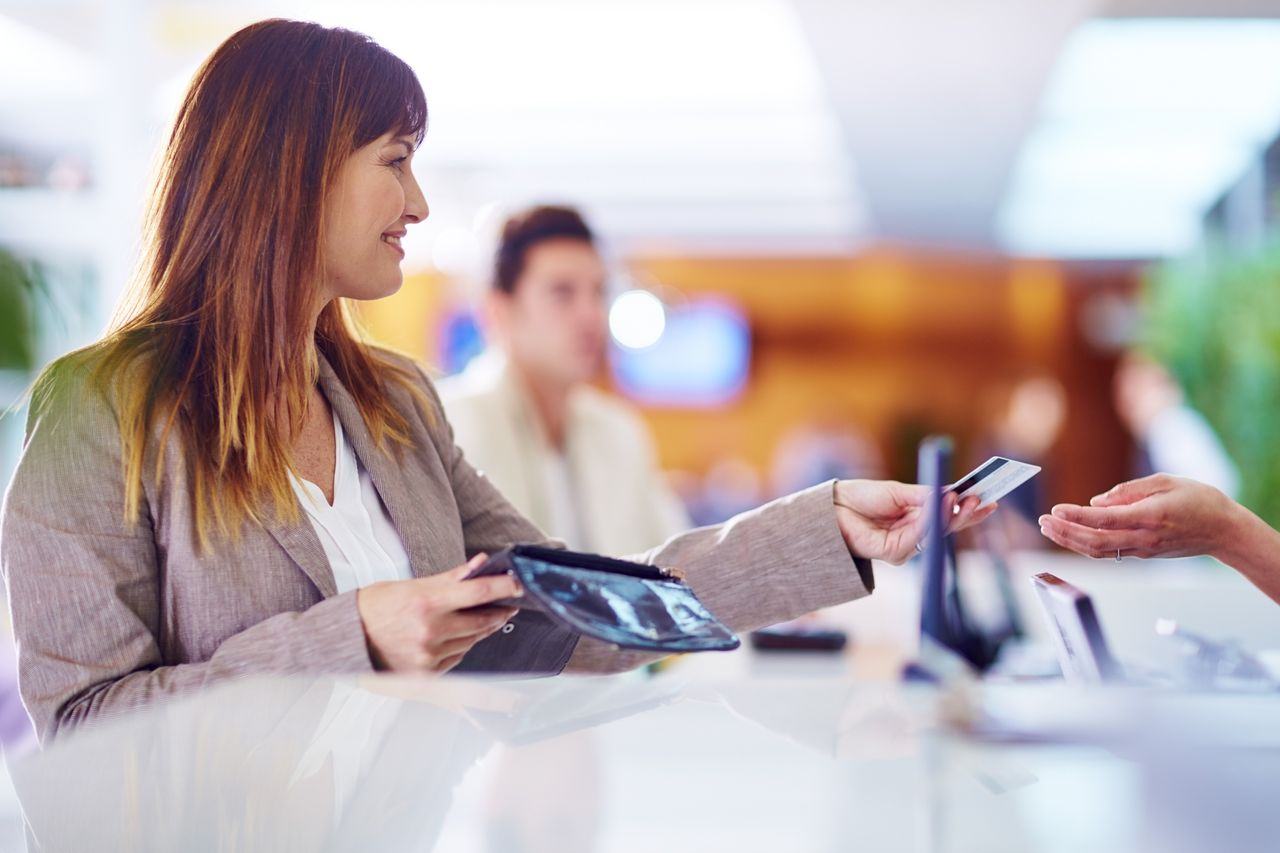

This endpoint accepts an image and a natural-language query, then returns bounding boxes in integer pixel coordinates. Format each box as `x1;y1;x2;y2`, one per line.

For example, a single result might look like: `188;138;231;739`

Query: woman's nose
404;176;429;223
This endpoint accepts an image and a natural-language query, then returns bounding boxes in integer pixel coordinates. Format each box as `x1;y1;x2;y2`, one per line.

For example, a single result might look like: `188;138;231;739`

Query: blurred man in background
438;205;689;555
1113;351;1239;498
972;373;1068;552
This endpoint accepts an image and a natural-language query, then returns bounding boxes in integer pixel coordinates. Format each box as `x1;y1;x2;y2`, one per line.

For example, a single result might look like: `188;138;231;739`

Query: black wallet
465;545;740;653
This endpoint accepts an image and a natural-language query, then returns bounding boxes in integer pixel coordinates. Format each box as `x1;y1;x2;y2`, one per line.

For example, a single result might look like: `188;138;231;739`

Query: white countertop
2;551;1277;853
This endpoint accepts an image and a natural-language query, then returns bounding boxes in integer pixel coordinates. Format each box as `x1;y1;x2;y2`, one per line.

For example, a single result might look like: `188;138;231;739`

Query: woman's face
321;131;428;304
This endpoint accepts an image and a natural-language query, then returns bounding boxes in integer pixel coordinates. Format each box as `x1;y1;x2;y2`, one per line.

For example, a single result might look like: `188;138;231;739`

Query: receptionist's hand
1038;473;1236;560
356;554;523;673
833;480;996;565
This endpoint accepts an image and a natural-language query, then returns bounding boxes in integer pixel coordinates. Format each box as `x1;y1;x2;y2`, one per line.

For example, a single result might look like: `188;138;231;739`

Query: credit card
947;456;1040;509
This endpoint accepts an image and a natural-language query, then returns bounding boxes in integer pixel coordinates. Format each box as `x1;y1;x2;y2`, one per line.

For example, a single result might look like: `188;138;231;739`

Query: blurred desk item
800;551;1280;680
749;624;848;653
8;671;1278;853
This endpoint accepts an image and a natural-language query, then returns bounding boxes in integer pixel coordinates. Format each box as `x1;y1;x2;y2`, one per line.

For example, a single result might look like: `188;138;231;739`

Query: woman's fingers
1090;474;1170;508
1050;502;1151;531
945;495;995;534
434;651;469;674
416;607;519;670
357;552;529;674
435;606;519;643
434;569;524;611
1039;514;1153;559
1038;515;1113;558
894;494;996;556
966;501;999;529
433;621;510;659
893;481;931;506
447;554;488;580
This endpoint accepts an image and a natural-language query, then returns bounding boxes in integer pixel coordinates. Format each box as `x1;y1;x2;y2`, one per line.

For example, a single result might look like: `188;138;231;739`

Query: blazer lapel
259;365;343;598
317;356;436;579
263;510;338;599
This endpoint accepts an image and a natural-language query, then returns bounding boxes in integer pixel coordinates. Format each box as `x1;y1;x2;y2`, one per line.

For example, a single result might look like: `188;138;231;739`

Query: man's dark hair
493;205;595;294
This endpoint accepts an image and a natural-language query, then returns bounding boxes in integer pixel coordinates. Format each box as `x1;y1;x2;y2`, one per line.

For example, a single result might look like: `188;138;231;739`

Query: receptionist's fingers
1037;514;1152;559
1049;502;1151;531
1047;477;1238;562
1089;473;1174;508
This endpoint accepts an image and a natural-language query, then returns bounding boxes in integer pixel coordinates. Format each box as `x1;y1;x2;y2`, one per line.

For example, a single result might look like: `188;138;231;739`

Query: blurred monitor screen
609;298;750;407
440;310;485;376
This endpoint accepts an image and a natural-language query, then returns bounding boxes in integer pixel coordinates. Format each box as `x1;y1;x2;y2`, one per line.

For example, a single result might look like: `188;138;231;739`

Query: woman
1040;474;1280;605
0;19;992;744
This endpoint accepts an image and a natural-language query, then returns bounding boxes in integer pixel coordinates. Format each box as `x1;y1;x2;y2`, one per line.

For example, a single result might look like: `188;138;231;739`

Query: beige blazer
0;347;872;743
437;350;690;556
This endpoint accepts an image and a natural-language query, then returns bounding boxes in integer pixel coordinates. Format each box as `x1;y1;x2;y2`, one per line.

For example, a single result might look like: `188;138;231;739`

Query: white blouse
289;410;412;594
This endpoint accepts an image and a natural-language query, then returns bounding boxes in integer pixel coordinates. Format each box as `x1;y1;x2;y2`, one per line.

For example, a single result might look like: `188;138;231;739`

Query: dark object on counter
749;625;848;653
466;545;740;653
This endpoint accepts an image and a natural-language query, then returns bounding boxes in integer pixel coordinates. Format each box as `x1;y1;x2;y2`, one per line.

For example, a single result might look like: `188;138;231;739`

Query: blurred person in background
1113;351;1239;498
1039;474;1280;606
971;374;1068;551
769;418;886;500
438;206;689;555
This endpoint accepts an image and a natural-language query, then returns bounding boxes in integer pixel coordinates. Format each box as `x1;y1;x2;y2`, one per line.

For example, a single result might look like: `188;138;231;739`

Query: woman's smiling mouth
381;231;405;257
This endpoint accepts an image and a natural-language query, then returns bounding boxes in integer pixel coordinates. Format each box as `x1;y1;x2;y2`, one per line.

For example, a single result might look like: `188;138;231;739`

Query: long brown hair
77;19;431;551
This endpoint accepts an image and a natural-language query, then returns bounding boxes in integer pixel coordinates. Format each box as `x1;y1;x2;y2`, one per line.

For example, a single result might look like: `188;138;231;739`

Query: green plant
0;248;39;373
1144;238;1280;526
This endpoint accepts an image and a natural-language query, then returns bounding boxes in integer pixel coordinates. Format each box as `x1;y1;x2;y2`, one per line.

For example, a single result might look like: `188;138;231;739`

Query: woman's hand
1038;474;1238;560
356;554;522;673
833;480;996;565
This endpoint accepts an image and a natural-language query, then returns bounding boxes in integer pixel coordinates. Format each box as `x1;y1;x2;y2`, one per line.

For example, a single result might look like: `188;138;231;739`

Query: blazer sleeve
0;362;373;743
411;365;876;676
565;482;876;674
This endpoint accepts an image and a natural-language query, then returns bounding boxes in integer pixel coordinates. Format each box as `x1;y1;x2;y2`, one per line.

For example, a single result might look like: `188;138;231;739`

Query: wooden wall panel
622;249;1139;508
